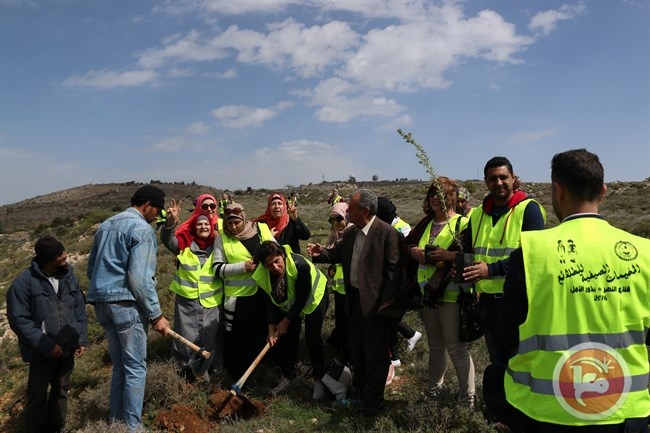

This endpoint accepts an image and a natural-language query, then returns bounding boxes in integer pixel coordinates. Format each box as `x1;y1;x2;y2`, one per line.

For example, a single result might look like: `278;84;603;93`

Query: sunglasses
224;207;244;216
328;215;344;224
201;203;217;210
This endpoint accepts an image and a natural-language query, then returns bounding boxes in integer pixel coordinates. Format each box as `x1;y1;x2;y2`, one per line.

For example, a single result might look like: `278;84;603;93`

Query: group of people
6;148;649;432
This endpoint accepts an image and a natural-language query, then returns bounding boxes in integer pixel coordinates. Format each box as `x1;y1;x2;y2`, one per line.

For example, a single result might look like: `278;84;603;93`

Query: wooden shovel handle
167;329;211;359
234;342;271;389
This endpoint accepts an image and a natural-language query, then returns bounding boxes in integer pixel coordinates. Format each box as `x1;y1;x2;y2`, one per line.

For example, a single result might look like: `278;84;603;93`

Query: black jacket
7;261;88;362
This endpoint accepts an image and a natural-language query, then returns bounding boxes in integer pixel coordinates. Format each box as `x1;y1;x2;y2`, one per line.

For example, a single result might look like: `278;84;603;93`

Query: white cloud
507;126;562;145
212;101;293;128
150;136;187;152
137;29;229;69
379;114;413;132
216;19;360;78
211;68;238;79
61;69;158;89
168;67;196;78
246;139;360;186
154;0;299;16
310;78;405;123
529;3;587;37
187;121;210;134
340;7;533;92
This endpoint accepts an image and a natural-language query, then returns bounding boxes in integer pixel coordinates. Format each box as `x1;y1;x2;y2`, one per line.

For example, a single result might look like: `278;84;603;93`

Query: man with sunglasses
87;185;171;431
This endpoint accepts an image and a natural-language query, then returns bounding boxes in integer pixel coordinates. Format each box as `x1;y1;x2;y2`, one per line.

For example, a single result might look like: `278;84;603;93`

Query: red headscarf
175;193;219;251
253;192;290;239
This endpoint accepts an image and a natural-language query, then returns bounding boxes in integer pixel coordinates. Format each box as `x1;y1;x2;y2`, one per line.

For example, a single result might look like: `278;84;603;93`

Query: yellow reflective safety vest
416;215;468;303
505;217;650;426
155;209;167;225
331;265;345;295
170;248;223;308
221;222;274;297
252;245;327;315
470;198;545;294
392;218;411;236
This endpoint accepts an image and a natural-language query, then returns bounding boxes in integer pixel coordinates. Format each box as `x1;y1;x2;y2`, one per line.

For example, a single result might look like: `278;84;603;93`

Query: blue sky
1;0;648;205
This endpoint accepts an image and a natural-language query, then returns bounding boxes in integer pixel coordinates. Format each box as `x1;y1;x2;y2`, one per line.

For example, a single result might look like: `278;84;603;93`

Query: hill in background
0;178;648;433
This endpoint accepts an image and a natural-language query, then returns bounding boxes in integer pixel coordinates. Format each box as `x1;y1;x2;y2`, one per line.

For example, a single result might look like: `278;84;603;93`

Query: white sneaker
321;372;349;401
406;331;422;352
271;377;292;395
385;362;395;386
312;381;326;400
391;358;401;367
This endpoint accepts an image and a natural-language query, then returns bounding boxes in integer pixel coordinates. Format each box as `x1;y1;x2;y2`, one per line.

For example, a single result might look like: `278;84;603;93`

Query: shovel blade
187;347;215;376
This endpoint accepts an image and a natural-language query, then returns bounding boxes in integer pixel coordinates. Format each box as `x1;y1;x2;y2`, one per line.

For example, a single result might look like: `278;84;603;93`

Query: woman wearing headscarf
252;241;329;398
212;203;276;379
161;193;222;378
324;202;354;364
253;192;311;254
404;177;476;408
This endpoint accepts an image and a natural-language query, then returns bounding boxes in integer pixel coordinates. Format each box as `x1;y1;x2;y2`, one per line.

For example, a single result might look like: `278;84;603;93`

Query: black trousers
483;362;649;433
272;294;328;379
390;320;417;360
225;290;268;379
26;354;74;433
347;290;395;413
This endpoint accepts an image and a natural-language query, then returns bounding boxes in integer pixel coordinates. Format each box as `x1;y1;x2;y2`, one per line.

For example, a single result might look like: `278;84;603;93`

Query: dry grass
0;179;648;432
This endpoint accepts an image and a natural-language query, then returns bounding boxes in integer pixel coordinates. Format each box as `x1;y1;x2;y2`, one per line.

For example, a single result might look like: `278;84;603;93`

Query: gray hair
352;189;378;216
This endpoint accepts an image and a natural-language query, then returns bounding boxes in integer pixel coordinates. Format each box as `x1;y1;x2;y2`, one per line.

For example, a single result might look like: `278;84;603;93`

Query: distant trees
372;174;379;181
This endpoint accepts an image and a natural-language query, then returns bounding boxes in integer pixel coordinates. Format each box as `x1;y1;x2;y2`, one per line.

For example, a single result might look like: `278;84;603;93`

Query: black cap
35;236;65;264
131;185;165;209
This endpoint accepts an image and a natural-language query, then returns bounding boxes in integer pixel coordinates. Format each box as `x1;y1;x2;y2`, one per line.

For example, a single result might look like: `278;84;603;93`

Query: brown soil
154;389;266;432
205;389;266;420
155;404;216;433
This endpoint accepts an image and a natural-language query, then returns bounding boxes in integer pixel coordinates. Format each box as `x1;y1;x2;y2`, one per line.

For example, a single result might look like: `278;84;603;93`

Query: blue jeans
94;302;148;431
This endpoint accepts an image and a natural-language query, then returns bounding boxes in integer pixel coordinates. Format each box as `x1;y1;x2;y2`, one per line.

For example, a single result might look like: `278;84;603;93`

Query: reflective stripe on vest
504;218;650;425
222;222;274;297
331;264;345;295
253;245;327;315
417;215;468;303
169;248;223;308
470;199;545;294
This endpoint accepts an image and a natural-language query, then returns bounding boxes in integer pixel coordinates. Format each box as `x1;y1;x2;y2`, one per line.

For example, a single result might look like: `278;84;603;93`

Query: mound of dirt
155;404;216;433
205;389;266;420
154;389;266;432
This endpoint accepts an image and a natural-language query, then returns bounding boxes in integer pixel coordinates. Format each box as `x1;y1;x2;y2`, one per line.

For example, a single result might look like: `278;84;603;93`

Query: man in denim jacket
87;185;170;431
7;236;88;433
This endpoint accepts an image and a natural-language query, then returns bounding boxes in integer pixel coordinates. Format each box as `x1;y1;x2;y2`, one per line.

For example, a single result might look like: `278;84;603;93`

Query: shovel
167;329;215;376
217;342;271;417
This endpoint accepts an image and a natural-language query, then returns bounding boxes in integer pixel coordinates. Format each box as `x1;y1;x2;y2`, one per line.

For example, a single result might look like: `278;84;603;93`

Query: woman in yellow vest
161;193;222;379
253;241;330;398
404;177;476;408
212;203;275;380
324;202;354;364
252;192;311;254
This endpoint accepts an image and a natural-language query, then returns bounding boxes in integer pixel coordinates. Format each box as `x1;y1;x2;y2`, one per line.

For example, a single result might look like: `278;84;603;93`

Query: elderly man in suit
308;188;403;416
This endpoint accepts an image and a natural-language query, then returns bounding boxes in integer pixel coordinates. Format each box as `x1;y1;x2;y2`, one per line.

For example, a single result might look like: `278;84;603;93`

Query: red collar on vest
482;190;528;214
